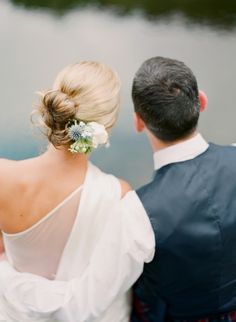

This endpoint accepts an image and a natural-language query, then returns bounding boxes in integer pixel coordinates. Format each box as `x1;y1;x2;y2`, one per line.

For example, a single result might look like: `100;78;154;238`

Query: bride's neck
40;144;89;169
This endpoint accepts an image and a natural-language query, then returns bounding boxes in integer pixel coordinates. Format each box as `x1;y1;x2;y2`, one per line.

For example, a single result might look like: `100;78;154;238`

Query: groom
2;56;236;322
130;57;236;321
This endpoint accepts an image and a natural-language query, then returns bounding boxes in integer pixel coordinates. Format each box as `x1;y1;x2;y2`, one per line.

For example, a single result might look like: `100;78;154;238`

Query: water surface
1;0;236;187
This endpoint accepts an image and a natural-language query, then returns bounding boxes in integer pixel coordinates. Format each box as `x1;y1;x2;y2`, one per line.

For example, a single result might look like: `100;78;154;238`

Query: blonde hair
35;61;121;147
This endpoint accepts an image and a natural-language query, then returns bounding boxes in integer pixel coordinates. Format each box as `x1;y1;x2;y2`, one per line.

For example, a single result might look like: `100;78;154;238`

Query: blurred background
0;0;236;187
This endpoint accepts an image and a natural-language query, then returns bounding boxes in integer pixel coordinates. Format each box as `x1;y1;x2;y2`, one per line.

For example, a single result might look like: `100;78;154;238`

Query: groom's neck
147;130;198;153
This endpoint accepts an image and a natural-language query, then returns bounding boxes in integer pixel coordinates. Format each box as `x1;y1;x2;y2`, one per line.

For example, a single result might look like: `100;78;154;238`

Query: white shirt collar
153;133;209;171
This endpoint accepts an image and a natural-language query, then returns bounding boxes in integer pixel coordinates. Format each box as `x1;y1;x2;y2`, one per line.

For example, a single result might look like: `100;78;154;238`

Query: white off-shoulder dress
0;162;155;322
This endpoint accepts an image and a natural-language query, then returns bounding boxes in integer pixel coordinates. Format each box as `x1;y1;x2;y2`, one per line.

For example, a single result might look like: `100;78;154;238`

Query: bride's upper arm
119;179;132;198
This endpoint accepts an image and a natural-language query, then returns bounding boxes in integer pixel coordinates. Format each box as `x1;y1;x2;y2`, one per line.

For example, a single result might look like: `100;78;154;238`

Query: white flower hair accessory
67;119;109;154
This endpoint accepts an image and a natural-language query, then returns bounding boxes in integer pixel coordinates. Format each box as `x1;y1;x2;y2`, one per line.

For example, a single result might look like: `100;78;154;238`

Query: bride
0;61;152;322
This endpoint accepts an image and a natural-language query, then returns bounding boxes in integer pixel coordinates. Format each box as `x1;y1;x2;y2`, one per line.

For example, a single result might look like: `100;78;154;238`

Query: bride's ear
199;90;208;112
134;112;145;132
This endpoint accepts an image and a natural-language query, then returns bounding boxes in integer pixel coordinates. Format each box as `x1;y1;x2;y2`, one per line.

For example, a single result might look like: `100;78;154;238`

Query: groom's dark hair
132;56;200;142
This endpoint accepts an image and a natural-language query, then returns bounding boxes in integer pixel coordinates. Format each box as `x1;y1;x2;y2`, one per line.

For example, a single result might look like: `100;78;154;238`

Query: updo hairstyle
35;61;121;147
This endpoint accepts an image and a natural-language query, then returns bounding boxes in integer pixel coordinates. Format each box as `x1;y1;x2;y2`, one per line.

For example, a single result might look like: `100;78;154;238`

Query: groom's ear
134;112;145;132
199;90;208;112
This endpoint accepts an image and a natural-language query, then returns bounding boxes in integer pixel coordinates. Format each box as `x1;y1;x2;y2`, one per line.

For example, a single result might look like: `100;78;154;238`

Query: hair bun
39;90;77;146
42;90;76;124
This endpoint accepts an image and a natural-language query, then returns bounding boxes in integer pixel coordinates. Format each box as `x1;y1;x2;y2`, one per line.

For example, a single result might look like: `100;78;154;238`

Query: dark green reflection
9;0;236;29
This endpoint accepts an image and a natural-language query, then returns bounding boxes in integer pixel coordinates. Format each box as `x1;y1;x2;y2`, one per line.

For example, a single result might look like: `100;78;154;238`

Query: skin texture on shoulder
0;158;33;253
0;159;17;232
0;158;30;232
0;158;19;201
119;179;132;198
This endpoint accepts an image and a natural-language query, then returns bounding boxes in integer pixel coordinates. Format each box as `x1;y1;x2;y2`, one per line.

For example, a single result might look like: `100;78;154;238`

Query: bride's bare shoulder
119;179;132;198
0;159;19;209
0;157;37;168
0;157;36;194
0;158;20;187
0;158;31;174
0;158;18;174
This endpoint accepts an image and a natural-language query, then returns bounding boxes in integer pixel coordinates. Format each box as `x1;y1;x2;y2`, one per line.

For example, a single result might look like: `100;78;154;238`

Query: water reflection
9;0;236;29
1;0;236;187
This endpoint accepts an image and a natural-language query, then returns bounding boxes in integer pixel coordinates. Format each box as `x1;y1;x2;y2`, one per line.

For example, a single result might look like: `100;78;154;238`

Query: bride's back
1;158;127;281
0;154;87;234
0;154;86;278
